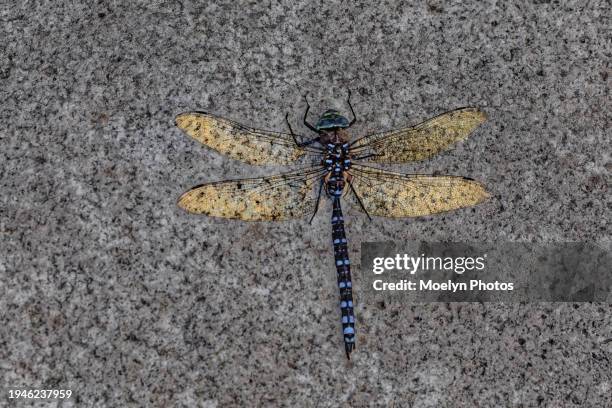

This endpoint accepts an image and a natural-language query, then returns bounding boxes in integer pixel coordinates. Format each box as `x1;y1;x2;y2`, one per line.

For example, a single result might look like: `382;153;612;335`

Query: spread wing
176;112;322;165
178;167;326;221
350;108;487;163
346;164;489;217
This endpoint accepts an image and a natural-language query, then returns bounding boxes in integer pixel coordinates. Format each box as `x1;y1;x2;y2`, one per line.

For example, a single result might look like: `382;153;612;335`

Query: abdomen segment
331;197;355;358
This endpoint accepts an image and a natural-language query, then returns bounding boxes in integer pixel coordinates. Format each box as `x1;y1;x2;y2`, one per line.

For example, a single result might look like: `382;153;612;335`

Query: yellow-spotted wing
350;107;486;163
178;167;325;220
176;112;320;165
346;164;489;217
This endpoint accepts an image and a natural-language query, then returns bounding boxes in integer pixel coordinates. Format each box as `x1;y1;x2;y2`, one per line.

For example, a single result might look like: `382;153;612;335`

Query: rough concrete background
1;1;610;407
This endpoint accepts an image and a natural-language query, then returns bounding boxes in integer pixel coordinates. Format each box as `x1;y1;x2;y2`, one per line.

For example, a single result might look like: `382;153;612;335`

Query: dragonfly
175;92;489;359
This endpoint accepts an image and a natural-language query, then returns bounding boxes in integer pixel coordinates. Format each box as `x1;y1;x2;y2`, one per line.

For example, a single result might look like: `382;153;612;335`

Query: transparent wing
176;112;322;165
346;164;489;218
350;108;487;163
178;167;326;221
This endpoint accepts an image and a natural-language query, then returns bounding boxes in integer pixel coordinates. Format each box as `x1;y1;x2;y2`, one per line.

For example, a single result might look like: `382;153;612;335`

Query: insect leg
303;94;319;134
309;177;325;224
286;113;320;147
299;137;321;147
285;112;300;145
346;89;357;127
347;175;372;221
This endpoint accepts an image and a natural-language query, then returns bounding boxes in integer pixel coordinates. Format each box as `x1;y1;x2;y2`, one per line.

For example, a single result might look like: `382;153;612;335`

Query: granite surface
1;1;610;407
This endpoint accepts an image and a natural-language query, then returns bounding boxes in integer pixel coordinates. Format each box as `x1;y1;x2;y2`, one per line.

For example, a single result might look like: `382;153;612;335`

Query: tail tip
345;343;355;359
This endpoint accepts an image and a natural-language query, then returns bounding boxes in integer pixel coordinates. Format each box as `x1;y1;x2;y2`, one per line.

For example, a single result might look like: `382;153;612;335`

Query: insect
175;92;489;359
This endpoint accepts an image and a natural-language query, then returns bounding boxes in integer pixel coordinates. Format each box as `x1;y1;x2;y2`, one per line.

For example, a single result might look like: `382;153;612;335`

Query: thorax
323;142;352;197
323;142;352;173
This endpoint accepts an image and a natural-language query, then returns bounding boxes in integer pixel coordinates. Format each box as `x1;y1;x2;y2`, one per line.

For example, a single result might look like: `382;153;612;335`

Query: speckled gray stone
1;1;610;407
